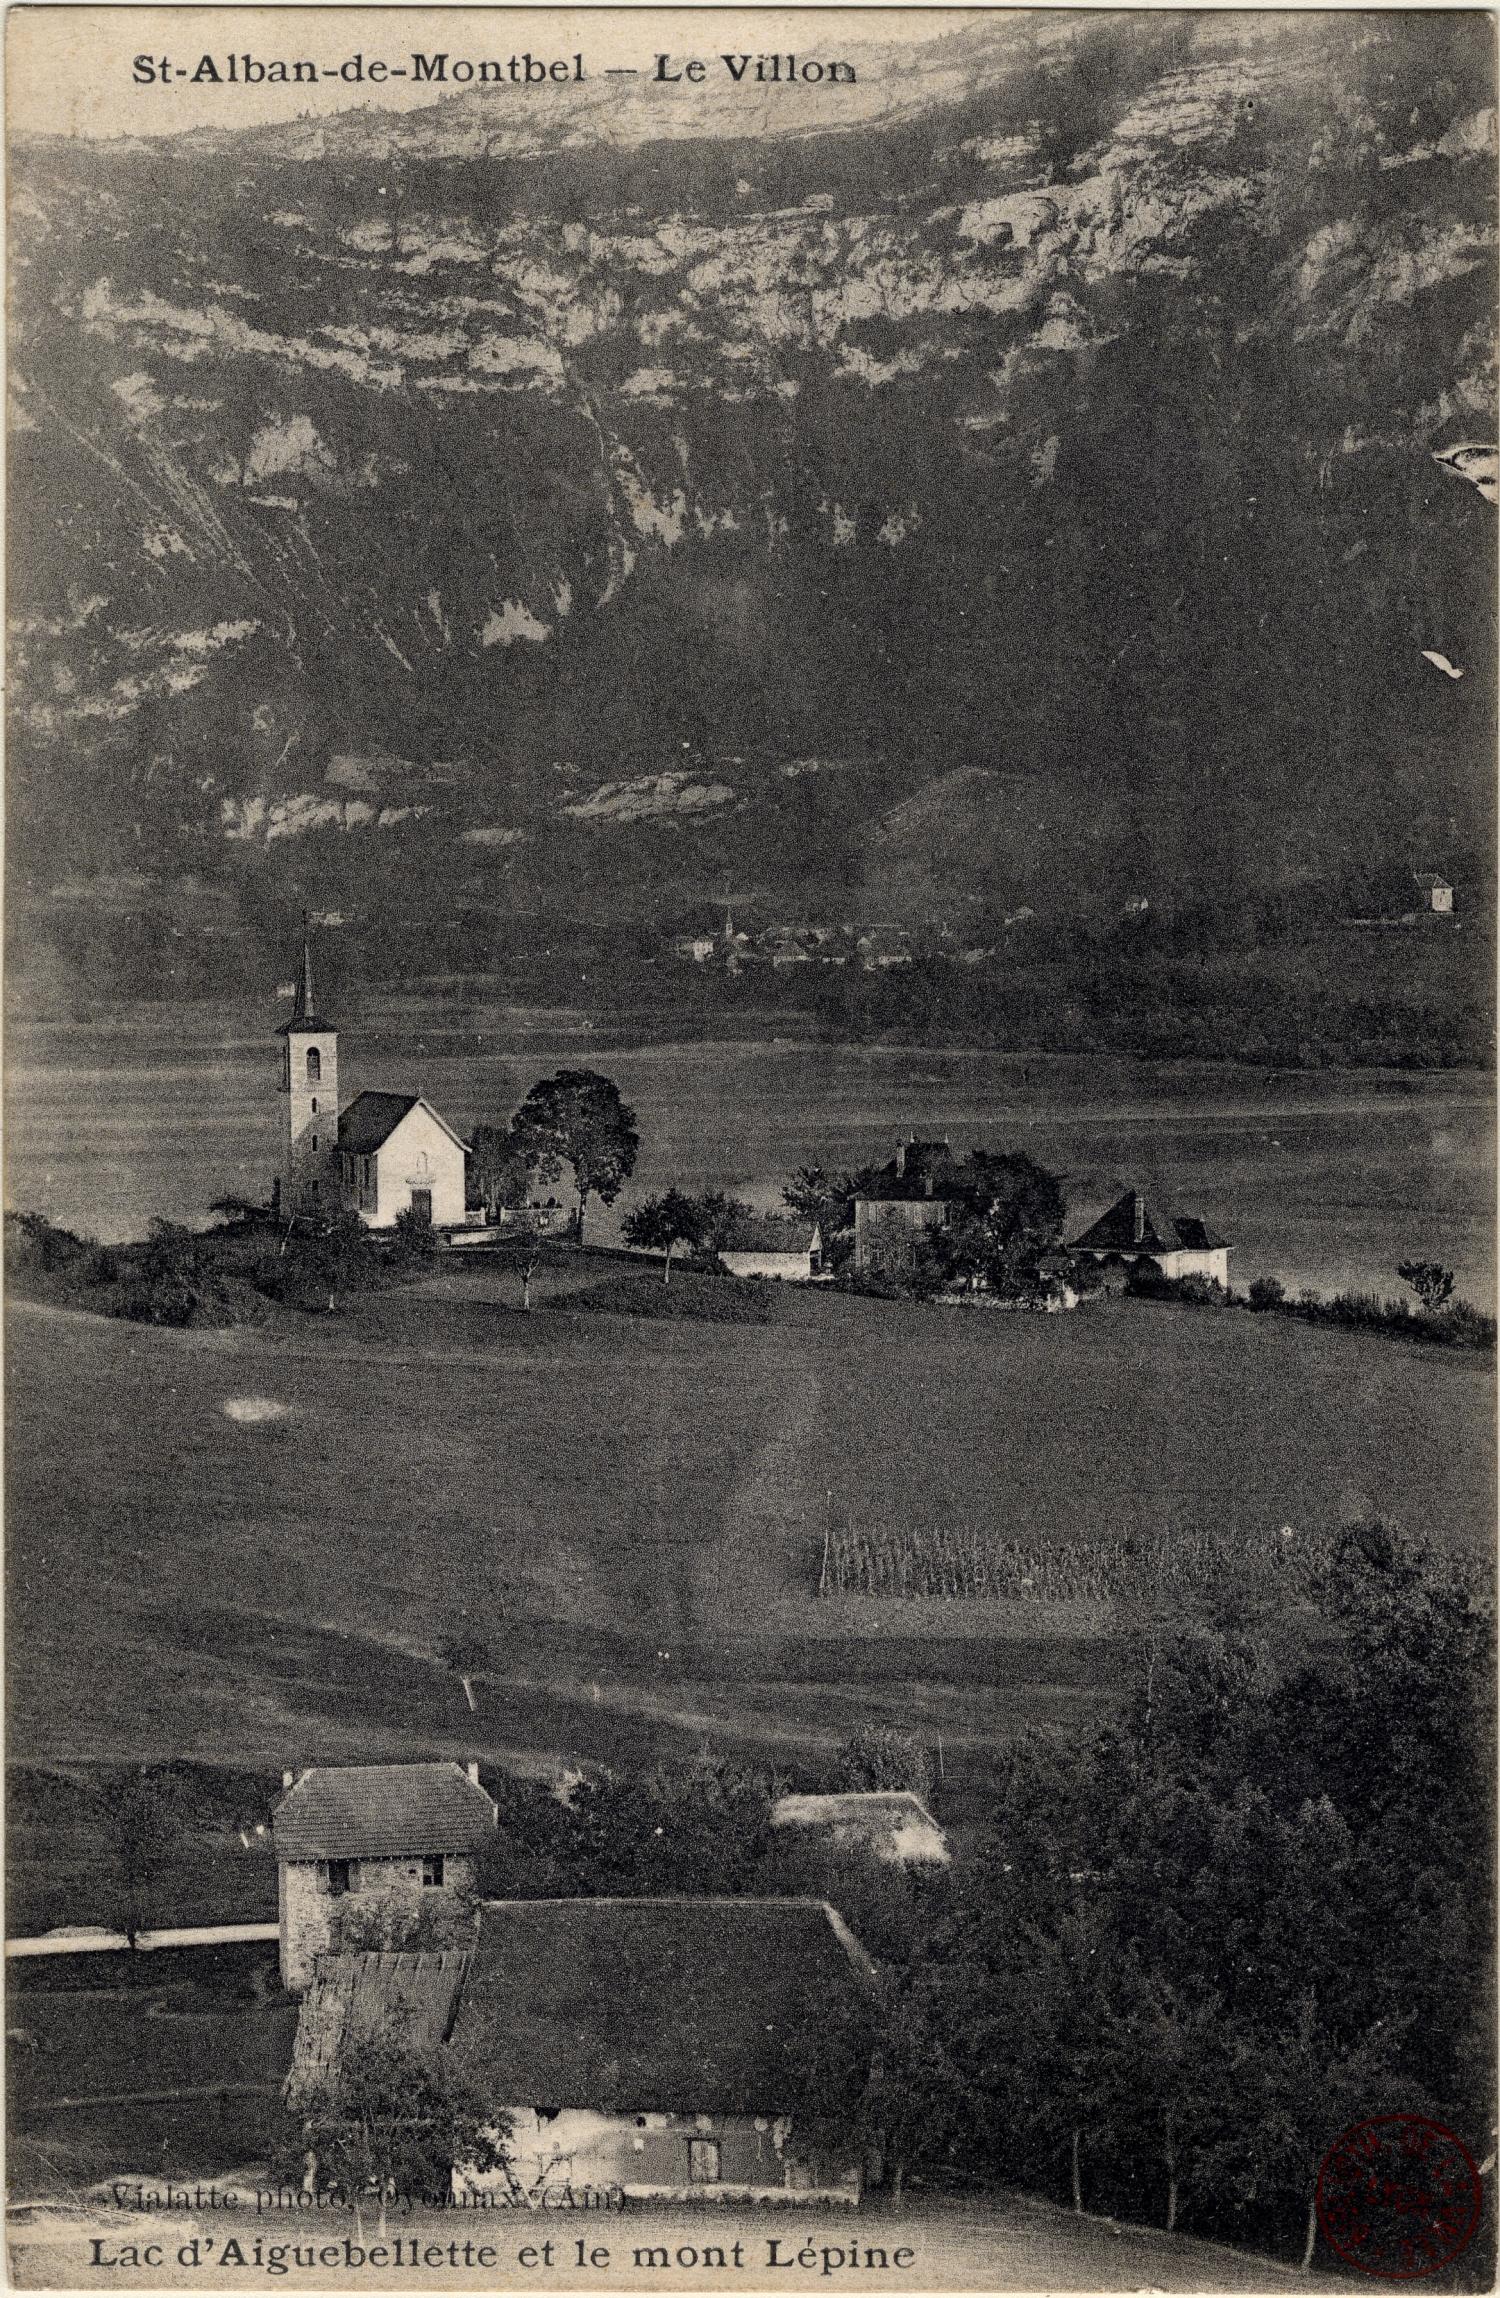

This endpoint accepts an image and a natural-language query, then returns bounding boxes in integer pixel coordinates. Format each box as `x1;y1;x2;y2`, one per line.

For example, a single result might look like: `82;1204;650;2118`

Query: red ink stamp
1316;2116;1482;2280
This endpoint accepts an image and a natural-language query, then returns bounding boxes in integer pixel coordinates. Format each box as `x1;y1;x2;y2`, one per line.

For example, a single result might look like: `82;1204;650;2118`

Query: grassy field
7;1254;1492;1819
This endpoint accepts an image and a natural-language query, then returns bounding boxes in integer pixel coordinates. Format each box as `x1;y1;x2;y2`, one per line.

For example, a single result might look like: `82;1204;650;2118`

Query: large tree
509;1071;639;1247
296;2035;509;2230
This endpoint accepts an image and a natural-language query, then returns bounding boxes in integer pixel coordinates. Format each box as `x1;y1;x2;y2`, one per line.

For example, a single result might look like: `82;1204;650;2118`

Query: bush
1248;1275;1287;1311
390;1205;442;1268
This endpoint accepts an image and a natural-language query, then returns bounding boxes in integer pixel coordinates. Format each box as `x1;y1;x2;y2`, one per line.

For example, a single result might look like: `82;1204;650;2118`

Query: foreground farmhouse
287;1897;875;2203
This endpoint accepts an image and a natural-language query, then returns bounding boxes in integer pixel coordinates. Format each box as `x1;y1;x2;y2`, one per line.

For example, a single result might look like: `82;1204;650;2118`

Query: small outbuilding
717;1216;825;1283
770;1791;950;1868
1413;872;1455;915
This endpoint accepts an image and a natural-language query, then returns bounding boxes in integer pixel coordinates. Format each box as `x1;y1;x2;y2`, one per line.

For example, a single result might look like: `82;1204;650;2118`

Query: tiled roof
337;1091;470;1156
449;1898;875;2115
335;1092;422;1156
1069;1190;1228;1256
273;1764;497;1860
860;1140;962;1204
285;1950;470;2108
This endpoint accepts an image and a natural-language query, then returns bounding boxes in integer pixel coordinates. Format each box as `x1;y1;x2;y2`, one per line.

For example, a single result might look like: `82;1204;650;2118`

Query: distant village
668;871;1459;978
267;928;1230;1309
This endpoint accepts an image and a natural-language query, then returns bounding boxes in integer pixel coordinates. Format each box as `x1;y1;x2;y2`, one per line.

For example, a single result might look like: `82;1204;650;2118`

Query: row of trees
790;1522;1494;2268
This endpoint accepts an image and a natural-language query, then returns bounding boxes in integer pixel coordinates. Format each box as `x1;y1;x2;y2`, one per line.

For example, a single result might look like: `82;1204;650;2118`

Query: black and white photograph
4;5;1496;2288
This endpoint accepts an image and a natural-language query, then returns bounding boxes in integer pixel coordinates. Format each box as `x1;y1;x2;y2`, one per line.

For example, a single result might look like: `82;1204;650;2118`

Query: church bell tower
277;920;339;1217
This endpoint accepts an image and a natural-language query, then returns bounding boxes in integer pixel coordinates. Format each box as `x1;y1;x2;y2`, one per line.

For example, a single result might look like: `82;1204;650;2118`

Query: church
275;930;469;1230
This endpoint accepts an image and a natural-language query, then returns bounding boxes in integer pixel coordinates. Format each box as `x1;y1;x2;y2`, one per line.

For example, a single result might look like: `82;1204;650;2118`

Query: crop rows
821;1518;1314;1603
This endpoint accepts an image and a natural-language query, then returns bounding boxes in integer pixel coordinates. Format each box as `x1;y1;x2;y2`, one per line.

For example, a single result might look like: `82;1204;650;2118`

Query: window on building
687;2139;721;2185
311;1135;318;1152
307;1047;321;1082
324;1859;352;1897
421;1855;445;1888
311;1098;318;1114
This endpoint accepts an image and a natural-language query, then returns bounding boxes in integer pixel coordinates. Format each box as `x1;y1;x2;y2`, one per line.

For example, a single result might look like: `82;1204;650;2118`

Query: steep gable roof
273;1764;497;1860
450;1898;875;2115
1069;1190;1228;1255
337;1092;470;1158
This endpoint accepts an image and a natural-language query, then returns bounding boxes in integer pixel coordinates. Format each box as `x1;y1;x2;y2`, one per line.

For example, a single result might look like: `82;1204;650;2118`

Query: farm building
718;1215;825;1282
285;1898;876;2203
275;929;468;1228
272;1762;497;1992
1068;1190;1231;1286
770;1791;950;1867
852;1139;961;1275
1413;871;1455;915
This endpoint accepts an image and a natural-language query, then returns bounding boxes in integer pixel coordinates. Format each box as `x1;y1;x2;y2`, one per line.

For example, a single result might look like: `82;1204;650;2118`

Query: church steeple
293;918;315;1025
280;912;334;1035
276;917;339;1216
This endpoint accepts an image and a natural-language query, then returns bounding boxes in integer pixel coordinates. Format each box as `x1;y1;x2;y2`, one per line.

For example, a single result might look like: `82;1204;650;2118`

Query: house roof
770;1792;950;1866
1069;1189;1228;1256
1412;872;1452;890
273;1764;498;1860
859;1139;962;1205
285;1950;470;2108
445;1898;873;2115
337;1092;471;1158
720;1213;818;1254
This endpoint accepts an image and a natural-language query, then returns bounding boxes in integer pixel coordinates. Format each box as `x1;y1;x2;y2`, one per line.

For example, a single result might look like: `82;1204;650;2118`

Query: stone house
852;1138;961;1276
1413;872;1455;915
1068;1189;1231;1287
273;1763;498;1992
286;1897;876;2204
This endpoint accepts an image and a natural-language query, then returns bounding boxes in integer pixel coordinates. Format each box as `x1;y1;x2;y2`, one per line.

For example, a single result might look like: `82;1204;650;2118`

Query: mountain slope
7;11;1495;1002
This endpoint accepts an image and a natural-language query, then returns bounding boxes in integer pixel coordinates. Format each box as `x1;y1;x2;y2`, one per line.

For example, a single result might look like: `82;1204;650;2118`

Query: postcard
4;5;1495;2291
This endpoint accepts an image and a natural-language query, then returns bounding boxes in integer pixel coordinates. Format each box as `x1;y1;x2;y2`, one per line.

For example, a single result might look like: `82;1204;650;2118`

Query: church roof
273;1763;497;1860
338;1092;470;1157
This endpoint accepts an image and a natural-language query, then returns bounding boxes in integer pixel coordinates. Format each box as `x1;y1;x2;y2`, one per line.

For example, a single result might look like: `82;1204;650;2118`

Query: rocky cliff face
8;11;1495;995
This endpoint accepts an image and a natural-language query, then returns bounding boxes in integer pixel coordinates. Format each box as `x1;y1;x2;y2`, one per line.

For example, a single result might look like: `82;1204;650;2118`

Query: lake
5;992;1494;1303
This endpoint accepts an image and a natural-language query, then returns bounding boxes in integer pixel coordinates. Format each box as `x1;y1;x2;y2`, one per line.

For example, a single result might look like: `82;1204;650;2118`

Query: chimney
465;1761;481;1786
1132;1191;1145;1245
895;1139;907;1178
281;1769;296;1790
